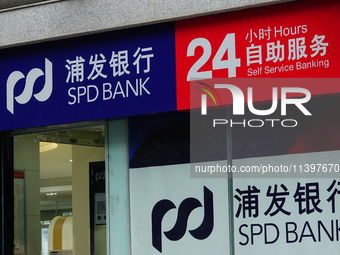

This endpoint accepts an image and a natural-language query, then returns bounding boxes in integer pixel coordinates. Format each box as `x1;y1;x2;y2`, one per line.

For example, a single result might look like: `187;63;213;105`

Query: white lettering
281;88;311;116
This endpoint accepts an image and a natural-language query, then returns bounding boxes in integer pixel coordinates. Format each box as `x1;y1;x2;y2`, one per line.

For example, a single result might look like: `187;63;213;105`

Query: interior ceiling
39;125;104;211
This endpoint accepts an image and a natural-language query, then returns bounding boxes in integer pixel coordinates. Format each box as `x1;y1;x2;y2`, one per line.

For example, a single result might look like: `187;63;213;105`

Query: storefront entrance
13;124;106;255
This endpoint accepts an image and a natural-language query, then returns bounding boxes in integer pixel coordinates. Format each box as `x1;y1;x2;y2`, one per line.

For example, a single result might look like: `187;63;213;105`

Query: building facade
0;0;339;255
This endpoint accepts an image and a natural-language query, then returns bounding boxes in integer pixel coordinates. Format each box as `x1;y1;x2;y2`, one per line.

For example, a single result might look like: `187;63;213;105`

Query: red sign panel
14;171;24;179
175;0;340;110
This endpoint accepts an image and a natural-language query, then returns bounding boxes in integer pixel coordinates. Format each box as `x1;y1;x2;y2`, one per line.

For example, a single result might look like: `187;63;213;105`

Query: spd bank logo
151;186;214;253
6;58;53;114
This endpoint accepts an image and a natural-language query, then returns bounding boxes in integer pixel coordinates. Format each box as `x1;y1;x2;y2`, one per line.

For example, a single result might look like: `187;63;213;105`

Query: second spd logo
151;186;214;253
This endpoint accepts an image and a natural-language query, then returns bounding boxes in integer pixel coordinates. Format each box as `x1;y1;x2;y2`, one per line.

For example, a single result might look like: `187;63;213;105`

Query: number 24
187;33;241;81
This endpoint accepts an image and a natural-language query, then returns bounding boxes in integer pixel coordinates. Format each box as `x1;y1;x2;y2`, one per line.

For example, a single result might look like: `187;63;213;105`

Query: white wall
0;0;293;49
14;135;41;255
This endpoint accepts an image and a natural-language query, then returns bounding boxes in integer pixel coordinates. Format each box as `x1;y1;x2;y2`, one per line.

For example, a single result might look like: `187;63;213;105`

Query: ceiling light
40;185;72;193
46;192;57;196
40;142;58;153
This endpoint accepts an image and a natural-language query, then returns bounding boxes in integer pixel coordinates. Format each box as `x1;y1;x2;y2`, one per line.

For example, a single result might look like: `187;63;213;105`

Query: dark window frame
0;132;14;255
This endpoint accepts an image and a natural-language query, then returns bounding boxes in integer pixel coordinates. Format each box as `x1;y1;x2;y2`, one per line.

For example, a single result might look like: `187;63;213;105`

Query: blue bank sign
0;23;176;130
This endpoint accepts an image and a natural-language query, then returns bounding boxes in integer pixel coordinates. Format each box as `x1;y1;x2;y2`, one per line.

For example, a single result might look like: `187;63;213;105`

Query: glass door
13;125;105;255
